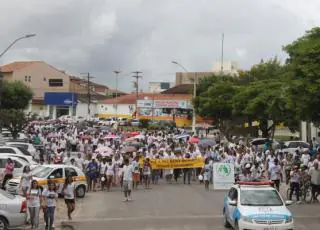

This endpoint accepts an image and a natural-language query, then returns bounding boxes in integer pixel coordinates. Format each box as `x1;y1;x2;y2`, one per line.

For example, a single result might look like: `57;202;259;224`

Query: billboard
44;92;78;106
137;100;191;109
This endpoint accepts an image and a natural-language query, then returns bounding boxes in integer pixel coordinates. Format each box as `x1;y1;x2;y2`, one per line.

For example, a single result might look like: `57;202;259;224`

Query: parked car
118;117;129;126
6;164;87;198
249;138;280;151
281;141;310;155
6;141;37;156
99;118;117;126
0;155;29;182
1;154;38;169
0;146;33;161
130;119;140;126
0;189;27;229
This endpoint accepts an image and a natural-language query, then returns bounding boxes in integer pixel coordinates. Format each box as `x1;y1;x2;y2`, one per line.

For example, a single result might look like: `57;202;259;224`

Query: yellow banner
148;158;204;169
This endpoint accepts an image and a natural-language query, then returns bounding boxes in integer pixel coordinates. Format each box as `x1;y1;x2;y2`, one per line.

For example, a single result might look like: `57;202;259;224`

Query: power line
81;72;94;116
132;71;142;118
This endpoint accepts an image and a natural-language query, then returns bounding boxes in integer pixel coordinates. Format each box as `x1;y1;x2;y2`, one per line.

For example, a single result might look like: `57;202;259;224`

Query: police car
223;181;294;230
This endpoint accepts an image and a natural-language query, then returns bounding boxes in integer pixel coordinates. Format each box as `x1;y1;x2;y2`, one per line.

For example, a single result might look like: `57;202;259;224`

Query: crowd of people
2;121;320;229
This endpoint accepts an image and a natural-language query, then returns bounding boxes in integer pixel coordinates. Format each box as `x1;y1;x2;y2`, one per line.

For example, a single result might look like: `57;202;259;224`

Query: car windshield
17;147;32;156
32;166;52;178
0;189;15;200
8;143;28;150
240;189;283;206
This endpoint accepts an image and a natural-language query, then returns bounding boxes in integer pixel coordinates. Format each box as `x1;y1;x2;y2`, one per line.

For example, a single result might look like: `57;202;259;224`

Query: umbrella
122;146;137;153
131;131;140;137
198;139;216;148
173;134;190;139
189;137;200;144
104;134;119;140
95;146;113;154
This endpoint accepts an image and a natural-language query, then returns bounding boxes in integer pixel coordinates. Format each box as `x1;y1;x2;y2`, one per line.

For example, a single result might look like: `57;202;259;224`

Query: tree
0;80;33;138
0;109;30;139
1;80;33;109
283;27;320;124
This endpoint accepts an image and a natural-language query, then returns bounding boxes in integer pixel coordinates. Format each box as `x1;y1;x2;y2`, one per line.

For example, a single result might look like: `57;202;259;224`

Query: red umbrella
189;137;200;144
131;131;140;136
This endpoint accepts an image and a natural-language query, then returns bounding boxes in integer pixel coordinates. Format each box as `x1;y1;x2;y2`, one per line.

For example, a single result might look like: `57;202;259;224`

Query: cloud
0;0;319;91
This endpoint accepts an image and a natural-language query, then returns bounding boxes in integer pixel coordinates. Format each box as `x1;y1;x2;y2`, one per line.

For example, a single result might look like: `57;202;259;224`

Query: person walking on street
289;165;301;203
143;158;152;189
269;158;282;191
122;159;133;202
20;165;33;197
42;181;58;230
27;180;42;230
2;158;14;189
63;175;76;220
308;162;320;202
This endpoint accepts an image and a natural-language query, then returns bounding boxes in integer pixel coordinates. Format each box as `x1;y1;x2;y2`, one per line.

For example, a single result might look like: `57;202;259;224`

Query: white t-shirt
100;162;108;175
75;158;84;169
42;189;58;207
64;183;75;199
27;188;41;207
106;163;115;176
269;164;281;180
301;154;310;166
123;165;134;181
21;172;32;188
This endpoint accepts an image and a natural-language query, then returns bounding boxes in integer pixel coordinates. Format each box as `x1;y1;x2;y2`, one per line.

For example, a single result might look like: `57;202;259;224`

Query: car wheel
0;217;8;230
76;185;86;198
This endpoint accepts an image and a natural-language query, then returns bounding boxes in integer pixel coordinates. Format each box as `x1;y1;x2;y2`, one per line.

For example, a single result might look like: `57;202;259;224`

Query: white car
6;164;87;198
130;119;140;126
1;154;38;168
6;141;37;156
0;156;29;180
0;190;27;229
223;181;294;230
0;146;33;162
282;141;309;155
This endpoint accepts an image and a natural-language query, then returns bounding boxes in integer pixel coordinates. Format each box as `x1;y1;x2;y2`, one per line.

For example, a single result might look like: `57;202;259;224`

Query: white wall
76;103;97;117
98;103;135;116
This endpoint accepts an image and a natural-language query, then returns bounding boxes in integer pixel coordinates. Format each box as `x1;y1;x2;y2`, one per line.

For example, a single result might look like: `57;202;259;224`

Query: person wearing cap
238;163;252;182
289;165;301;203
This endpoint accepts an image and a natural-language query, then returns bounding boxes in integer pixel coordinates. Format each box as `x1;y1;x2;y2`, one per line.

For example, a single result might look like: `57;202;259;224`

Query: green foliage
283;27;320;124
1;81;33;110
0;109;29;139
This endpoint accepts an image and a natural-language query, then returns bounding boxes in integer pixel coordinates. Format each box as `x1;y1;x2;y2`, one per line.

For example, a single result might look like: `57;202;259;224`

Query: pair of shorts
65;199;75;205
133;173;140;182
122;180;132;191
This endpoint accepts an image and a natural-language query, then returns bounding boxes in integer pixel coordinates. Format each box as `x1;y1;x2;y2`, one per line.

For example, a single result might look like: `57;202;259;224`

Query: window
48;168;63;179
13;160;23;168
28;76;31;82
49;79;63;87
65;167;78;177
0;148;15;154
25;76;28;82
17;147;32;156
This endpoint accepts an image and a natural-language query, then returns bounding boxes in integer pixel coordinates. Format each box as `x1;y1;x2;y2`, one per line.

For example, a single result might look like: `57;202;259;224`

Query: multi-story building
175;61;239;86
148;82;174;93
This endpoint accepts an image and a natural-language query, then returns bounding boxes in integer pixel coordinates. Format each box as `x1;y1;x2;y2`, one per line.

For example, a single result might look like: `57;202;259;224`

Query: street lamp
171;60;197;133
0;34;36;108
0;34;36;59
113;70;121;119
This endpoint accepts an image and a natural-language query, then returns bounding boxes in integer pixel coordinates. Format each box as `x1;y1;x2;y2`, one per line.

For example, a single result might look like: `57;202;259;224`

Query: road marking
61;214;320;223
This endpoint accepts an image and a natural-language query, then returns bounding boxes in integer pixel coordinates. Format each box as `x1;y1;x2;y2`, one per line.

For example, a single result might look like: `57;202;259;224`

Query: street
58;182;320;230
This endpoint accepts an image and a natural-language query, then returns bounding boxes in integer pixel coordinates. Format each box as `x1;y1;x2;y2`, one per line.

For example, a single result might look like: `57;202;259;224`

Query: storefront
137;99;194;127
44;92;78;119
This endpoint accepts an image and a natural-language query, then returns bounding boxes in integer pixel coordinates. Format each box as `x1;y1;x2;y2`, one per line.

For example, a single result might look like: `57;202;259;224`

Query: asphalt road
59;182;320;230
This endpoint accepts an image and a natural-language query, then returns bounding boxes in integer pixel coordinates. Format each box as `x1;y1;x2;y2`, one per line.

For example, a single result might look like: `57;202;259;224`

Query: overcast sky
0;0;319;92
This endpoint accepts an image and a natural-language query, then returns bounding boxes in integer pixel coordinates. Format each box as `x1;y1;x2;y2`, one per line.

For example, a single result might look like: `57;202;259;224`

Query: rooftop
101;92;192;104
161;84;193;94
0;61;42;73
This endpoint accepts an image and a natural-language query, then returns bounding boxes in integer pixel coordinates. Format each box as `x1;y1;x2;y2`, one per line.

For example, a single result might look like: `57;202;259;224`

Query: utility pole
221;33;224;74
81;72;94;117
113;70;121;119
132;71;142;118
